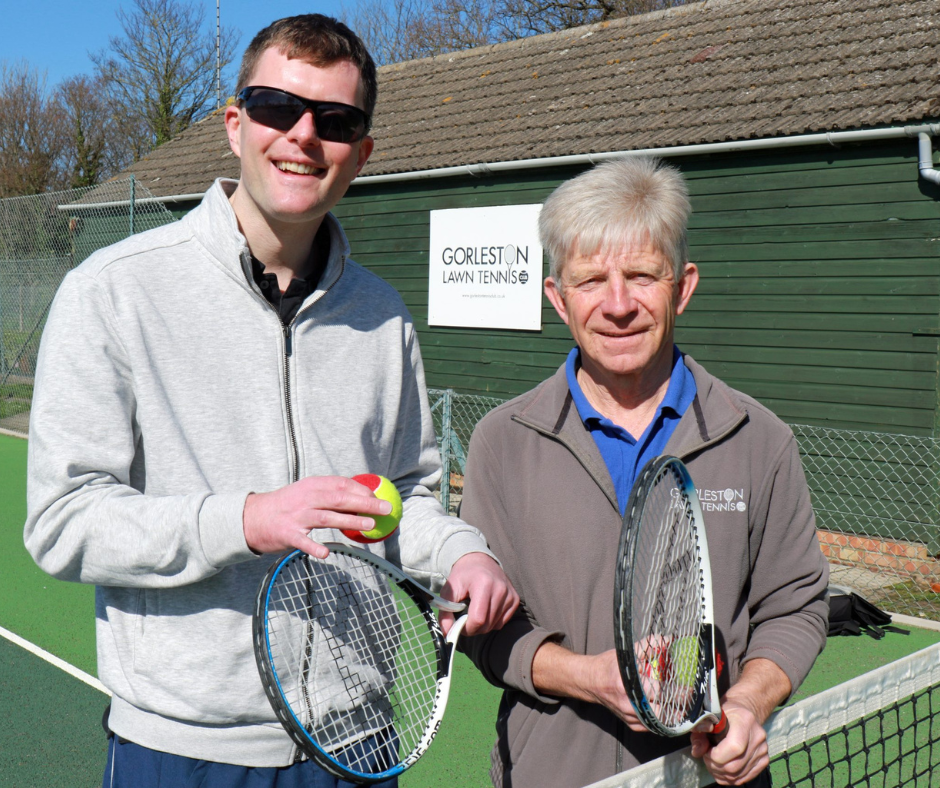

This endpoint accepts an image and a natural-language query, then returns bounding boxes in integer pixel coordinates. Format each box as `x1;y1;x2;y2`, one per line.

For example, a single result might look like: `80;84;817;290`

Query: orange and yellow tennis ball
342;474;403;544
644;641;671;682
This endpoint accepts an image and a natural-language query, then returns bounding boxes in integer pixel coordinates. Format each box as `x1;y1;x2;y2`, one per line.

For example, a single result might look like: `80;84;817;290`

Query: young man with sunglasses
25;15;518;788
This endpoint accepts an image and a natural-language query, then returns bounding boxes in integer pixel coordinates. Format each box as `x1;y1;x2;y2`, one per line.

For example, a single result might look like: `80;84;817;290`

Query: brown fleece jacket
461;354;829;788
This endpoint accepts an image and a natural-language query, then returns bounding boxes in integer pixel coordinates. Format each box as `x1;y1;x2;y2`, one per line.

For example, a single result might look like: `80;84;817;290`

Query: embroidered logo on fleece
697;488;747;513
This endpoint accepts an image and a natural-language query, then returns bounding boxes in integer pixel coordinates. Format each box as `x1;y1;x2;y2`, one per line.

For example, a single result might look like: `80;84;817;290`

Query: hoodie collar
186;178;351;295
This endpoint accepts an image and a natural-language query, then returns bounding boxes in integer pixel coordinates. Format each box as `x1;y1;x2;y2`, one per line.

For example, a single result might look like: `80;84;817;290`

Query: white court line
0;623;110;695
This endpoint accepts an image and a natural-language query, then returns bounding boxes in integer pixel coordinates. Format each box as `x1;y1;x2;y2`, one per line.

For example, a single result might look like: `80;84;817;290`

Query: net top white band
584;641;940;788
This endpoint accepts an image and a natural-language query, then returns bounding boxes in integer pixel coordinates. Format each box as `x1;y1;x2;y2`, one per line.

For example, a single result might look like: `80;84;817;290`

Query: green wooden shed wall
334;137;940;436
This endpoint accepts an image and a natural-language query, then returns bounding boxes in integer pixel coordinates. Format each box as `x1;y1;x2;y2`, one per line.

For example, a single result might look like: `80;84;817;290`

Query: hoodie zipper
279;253;347;485
283;323;300;483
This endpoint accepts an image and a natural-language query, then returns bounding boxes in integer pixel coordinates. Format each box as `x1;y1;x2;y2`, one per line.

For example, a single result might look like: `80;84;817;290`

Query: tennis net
586;641;940;788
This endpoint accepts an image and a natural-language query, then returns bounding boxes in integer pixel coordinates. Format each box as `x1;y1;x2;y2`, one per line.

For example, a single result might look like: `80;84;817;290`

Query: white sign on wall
428;204;544;331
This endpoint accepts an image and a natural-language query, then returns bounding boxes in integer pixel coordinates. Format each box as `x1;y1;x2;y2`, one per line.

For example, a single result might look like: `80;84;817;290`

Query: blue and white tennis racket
253;543;466;784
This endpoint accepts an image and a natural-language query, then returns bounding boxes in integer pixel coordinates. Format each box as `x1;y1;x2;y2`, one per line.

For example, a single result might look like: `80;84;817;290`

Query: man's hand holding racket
440;551;519;636
692;658;791;786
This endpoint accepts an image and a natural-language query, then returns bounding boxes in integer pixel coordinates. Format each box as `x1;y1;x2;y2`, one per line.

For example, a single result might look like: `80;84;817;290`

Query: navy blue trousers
102;737;399;788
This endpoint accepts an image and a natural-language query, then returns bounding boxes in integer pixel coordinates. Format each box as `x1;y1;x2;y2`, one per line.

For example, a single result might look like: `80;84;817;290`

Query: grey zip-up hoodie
24;179;493;766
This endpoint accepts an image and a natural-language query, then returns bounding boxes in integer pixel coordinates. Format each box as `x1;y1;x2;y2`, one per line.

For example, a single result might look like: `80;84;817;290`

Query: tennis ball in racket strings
644;641;672;682
670;637;700;687
342;474;403;543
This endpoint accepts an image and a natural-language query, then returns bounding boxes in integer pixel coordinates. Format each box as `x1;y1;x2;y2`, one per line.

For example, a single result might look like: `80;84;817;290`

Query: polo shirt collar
565;345;693;431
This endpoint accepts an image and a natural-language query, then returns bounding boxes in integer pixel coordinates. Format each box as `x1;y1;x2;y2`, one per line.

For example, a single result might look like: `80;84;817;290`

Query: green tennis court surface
3;431;940;787
0;636;108;786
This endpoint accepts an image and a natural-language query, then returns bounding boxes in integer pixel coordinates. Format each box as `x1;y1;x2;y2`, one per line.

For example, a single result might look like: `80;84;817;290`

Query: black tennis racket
253;543;467;784
614;455;728;739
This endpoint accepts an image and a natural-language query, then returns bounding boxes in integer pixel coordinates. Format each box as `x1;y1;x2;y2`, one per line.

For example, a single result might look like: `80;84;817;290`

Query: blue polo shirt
566;346;697;515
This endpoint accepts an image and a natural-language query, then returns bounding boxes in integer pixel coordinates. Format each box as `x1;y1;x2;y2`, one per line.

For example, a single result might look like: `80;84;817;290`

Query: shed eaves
110;0;940;198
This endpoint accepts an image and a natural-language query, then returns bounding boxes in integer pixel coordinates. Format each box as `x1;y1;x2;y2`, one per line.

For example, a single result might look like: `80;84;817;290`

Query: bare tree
341;0;504;65
56;75;117;188
428;0;507;53
343;0;692;63
502;0;692;38
0;61;65;198
339;0;439;65
91;0;239;156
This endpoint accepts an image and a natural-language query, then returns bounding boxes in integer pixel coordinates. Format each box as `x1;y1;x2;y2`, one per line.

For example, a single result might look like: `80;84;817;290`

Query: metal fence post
0;279;5;377
440;389;453;514
129;175;136;237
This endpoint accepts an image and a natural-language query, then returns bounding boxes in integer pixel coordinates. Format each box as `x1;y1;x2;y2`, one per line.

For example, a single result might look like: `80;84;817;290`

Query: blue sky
2;0;350;89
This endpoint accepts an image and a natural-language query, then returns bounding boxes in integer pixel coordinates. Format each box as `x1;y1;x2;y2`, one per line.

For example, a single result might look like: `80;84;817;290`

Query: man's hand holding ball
242;474;404;558
342;474;403;543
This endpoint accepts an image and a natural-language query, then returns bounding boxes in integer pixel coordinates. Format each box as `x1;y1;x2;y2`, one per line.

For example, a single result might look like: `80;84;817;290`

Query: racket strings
263;552;442;776
632;465;709;728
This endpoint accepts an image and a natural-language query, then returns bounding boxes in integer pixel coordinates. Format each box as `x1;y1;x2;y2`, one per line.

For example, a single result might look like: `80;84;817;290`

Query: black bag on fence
827;588;908;639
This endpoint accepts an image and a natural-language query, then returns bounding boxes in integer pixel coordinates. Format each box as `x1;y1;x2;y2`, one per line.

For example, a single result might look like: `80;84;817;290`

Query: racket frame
253;542;466;783
614;455;725;737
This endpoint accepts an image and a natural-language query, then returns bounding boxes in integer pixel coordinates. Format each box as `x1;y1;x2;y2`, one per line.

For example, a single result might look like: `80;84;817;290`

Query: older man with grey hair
461;157;829;788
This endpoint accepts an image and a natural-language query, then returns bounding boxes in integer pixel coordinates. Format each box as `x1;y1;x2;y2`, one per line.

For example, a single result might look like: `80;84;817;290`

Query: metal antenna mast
216;0;221;109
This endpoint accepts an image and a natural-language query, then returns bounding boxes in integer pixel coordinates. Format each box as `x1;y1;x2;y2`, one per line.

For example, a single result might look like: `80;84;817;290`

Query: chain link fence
430;390;940;621
0;178;176;434
428;388;507;515
793;424;940;621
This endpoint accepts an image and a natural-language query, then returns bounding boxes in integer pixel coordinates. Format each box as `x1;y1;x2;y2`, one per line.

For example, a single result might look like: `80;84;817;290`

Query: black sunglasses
236;86;370;143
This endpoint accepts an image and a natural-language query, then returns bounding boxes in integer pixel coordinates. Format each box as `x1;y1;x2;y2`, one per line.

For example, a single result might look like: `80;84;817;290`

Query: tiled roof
114;0;940;197
118;108;240;199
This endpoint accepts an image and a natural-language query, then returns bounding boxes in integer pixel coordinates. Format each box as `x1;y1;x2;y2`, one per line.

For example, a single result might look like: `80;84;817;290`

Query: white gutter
58;192;205;212
918;132;940;185
57;123;940;209
352;123;940;185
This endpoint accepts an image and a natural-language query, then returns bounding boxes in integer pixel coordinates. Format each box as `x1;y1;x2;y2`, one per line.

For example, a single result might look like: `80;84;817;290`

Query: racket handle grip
707;711;729;746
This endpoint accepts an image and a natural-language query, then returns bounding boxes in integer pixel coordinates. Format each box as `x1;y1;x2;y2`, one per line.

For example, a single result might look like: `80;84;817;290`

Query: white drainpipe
918;132;940;186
